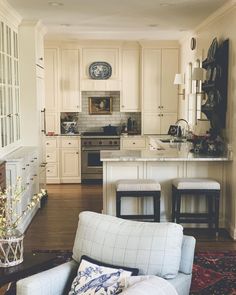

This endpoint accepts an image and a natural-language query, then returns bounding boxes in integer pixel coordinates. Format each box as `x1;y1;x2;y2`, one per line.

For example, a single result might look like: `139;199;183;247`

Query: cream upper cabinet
142;47;179;134
60;49;81;111
45;48;58;112
142;49;161;113
161;49;179;113
44;48;59;134
120;47;140;112
80;47;121;91
0;13;21;154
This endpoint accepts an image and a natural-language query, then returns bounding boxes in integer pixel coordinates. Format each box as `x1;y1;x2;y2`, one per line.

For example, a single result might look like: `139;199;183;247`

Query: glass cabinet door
0;20;20;150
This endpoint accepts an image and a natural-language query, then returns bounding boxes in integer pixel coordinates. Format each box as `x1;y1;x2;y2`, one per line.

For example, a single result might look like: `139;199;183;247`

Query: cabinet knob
76;152;79;154
158;106;161;109
68;142;71;145
121;105;125;108
132;142;136;145
47;155;50;158
39;57;43;61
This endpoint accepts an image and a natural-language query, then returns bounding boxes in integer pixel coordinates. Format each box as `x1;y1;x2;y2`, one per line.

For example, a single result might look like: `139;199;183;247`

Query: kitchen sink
160;138;186;143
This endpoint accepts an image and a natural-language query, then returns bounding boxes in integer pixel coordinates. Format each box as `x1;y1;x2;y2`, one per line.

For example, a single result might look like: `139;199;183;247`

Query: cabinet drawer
122;137;146;149
46;149;58;163
46;163;58;178
45;137;57;148
60;138;79;148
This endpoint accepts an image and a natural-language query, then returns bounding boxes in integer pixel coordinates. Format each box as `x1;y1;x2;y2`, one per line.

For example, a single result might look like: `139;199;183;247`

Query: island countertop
101;142;230;162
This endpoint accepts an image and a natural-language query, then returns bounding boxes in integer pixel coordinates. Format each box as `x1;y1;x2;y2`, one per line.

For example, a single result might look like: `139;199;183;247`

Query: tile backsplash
75;91;141;133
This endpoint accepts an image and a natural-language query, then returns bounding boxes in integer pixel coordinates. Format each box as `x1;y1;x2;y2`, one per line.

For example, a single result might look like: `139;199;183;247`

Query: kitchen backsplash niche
76;91;141;133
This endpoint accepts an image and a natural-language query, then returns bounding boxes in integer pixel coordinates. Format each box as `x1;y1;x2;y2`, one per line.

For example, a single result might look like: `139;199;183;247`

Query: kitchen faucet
175;119;190;138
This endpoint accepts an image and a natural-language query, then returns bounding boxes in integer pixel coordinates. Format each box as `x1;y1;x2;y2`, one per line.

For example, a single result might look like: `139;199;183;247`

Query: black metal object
202;38;229;134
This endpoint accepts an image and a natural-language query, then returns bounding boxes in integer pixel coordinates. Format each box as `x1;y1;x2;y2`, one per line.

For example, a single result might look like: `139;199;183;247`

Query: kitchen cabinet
142;48;178;134
60;49;81;111
121;136;146;149
80;47;121;91
120;46;140;112
60;137;81;183
4;147;40;233
44;48;59;134
45;137;59;183
0;12;21;153
45;136;81;183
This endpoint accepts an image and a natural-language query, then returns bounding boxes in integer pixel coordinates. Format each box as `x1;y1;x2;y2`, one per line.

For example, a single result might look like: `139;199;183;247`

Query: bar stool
171;178;220;235
116;179;161;222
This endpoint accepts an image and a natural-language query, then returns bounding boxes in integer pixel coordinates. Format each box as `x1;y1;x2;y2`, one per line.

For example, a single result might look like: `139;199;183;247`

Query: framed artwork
89;97;112;115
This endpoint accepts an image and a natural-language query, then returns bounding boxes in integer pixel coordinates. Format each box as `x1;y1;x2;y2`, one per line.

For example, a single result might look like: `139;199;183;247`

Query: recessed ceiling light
148;24;159;28
48;1;64;6
159;2;175;7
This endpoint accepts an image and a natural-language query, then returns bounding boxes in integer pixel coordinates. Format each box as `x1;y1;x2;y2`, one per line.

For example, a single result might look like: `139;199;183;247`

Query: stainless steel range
81;132;120;181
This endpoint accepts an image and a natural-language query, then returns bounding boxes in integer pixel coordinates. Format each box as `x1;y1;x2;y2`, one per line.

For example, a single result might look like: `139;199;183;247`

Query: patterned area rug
190;251;236;295
5;250;236;295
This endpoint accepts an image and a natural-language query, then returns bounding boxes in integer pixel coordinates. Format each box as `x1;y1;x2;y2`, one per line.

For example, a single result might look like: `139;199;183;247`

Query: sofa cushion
68;255;134;295
120;276;178;295
72;211;183;279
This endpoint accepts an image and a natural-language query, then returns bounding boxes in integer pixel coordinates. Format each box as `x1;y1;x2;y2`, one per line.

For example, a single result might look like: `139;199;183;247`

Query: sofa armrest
16;260;78;295
179;235;196;274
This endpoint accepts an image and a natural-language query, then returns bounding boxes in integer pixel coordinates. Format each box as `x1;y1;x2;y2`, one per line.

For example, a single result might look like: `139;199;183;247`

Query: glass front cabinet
0;17;20;153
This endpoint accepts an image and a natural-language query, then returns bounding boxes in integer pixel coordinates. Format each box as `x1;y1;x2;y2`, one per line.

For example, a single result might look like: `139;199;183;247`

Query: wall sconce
192;67;205;97
174;73;185;98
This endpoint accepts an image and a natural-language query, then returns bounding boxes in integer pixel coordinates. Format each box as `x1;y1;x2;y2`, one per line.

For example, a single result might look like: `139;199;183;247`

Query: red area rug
190;251;236;295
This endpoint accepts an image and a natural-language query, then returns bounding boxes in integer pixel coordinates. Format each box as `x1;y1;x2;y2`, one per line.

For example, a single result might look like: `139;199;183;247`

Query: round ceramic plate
89;62;112;80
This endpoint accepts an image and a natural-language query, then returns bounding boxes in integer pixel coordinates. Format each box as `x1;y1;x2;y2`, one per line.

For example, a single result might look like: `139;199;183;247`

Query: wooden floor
24;183;236;252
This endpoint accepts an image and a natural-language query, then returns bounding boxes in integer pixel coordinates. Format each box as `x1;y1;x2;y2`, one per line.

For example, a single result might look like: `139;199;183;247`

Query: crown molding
20;20;47;36
195;0;236;33
0;0;22;27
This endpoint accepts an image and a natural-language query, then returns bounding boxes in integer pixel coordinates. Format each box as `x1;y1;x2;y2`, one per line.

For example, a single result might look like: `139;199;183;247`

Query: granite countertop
101;137;231;162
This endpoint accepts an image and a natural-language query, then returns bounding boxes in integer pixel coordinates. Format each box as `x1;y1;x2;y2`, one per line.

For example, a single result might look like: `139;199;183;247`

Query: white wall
180;3;236;238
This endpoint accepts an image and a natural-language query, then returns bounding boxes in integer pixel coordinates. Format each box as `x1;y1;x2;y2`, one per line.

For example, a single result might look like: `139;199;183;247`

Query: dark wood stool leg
215;191;220;236
116;192;121;217
207;193;214;229
172;186;176;222
176;191;181;224
153;192;160;222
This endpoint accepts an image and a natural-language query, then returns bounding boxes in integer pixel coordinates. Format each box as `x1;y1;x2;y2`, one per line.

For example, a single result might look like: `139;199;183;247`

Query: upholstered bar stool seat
172;178;220;235
116;179;161;222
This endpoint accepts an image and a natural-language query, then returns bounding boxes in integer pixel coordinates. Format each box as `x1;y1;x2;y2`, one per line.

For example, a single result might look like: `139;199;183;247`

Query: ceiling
7;0;229;40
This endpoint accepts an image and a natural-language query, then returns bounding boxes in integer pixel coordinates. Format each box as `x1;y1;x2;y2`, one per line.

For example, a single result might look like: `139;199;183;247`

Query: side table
0;252;60;290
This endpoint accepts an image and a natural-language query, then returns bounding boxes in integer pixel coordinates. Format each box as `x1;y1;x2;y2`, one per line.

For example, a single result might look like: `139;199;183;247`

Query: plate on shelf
89;62;112;80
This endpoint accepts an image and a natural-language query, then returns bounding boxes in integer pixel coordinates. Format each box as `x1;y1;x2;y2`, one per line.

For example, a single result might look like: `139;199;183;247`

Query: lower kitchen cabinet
121;136;147;149
4;147;41;233
45;136;81;184
60;149;80;183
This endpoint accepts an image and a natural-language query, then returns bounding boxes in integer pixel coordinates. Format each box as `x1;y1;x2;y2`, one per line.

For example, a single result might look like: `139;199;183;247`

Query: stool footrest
118;214;155;219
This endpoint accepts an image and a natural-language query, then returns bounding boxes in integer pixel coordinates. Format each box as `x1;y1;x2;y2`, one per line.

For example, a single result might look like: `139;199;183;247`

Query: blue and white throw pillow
69;256;138;295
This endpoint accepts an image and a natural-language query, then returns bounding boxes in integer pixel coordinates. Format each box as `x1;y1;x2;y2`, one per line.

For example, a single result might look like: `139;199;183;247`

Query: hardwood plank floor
24;184;236;252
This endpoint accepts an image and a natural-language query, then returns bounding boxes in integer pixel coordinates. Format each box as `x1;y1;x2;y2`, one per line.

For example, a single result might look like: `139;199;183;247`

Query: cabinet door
142;49;161;112
45;112;58;134
143;113;160;134
61;149;80;178
161;49;178;113
61;49;81;111
121;48;140;112
45;48;58;112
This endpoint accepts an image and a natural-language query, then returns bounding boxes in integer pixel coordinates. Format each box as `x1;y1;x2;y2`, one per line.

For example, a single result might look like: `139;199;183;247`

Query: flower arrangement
0;177;46;236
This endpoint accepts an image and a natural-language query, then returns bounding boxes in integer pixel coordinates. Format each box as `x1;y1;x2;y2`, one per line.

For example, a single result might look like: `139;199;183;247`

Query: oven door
81;148;103;179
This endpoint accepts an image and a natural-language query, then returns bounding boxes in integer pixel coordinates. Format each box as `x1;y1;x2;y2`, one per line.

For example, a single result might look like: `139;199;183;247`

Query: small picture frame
89;97;112;115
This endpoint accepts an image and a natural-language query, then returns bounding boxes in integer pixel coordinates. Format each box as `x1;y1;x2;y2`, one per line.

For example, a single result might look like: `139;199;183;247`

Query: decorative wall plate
89;62;112;80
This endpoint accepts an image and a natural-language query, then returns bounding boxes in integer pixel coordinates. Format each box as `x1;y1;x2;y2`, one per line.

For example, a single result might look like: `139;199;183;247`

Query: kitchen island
101;137;231;227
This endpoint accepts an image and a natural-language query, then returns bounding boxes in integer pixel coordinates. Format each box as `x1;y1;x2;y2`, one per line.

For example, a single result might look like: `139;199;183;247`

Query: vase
0;228;24;267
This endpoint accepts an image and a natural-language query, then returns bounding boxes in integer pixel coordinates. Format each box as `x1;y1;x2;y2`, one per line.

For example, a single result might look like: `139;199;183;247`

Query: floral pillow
68;255;139;295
